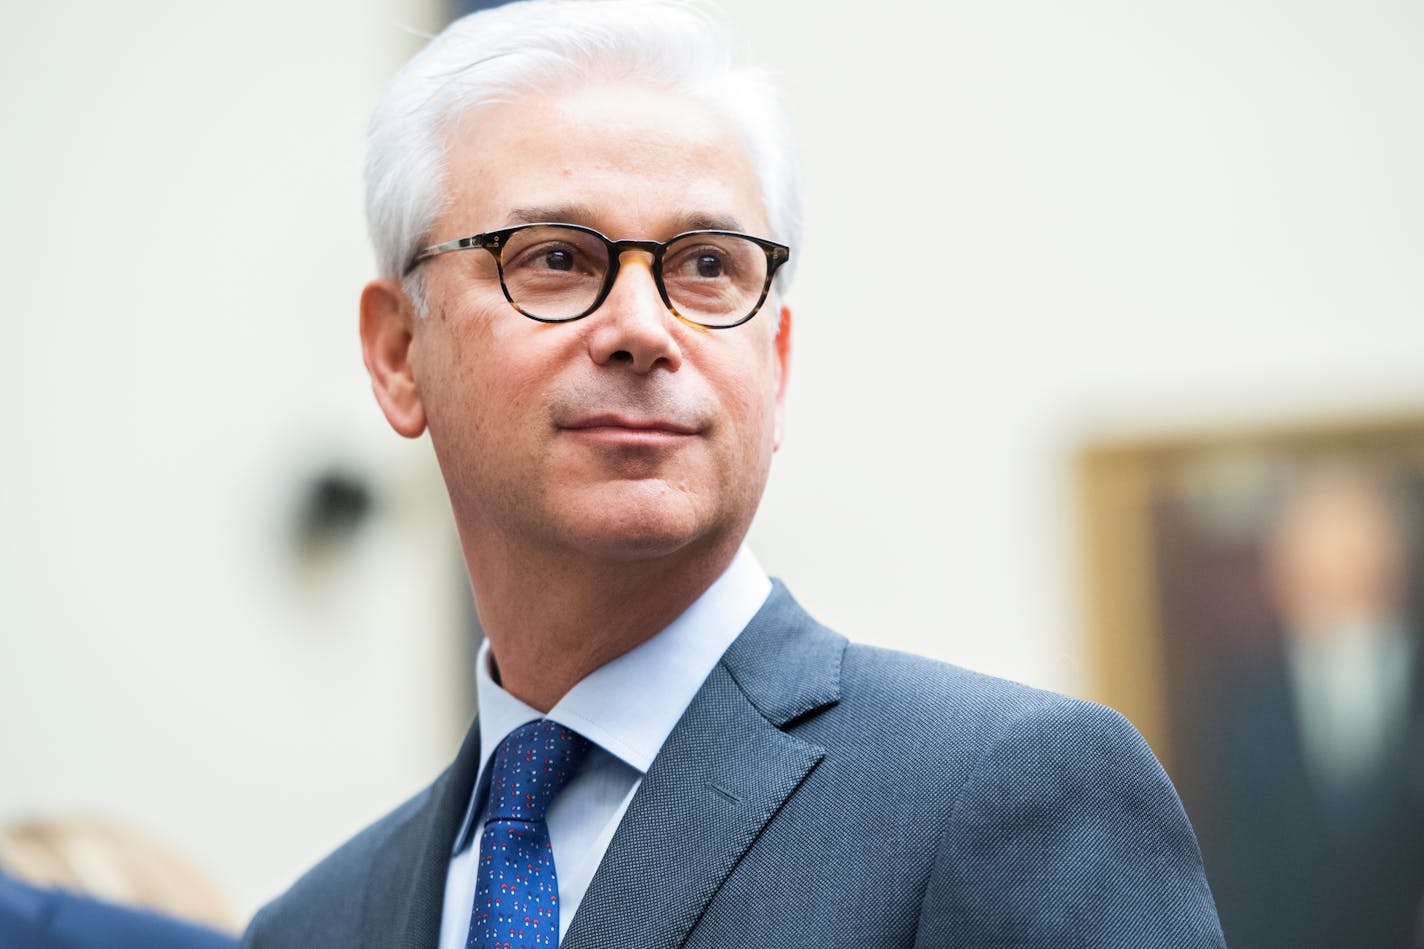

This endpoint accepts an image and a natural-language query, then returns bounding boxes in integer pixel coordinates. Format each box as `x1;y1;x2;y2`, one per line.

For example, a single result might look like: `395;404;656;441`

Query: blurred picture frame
1078;408;1424;949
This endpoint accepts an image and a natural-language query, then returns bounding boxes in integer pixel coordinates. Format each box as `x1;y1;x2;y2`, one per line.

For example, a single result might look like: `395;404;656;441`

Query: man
244;1;1224;946
0;874;236;949
1201;466;1424;949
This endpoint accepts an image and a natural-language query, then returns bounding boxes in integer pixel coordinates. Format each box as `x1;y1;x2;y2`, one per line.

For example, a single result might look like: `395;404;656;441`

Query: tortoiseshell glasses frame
404;222;791;329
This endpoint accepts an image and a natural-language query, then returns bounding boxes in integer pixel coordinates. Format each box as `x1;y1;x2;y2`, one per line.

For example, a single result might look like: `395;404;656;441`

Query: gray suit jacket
243;582;1224;947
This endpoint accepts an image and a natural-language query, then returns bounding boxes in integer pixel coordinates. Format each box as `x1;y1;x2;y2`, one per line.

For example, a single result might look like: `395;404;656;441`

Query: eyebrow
506;205;596;226
504;206;747;235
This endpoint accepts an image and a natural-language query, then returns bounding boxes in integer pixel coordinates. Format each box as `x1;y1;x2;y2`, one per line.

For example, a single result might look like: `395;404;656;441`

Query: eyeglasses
405;222;790;329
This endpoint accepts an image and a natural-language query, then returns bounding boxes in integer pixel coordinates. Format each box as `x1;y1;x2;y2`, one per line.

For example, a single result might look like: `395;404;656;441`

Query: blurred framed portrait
1079;411;1424;949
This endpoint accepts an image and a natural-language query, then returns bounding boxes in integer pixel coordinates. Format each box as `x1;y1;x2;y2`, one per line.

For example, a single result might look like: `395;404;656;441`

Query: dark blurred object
1080;413;1424;949
450;0;513;16
0;873;235;949
292;469;373;560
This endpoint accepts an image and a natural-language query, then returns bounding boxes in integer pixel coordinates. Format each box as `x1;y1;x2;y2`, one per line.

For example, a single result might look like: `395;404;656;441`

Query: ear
772;304;792;451
360;279;427;438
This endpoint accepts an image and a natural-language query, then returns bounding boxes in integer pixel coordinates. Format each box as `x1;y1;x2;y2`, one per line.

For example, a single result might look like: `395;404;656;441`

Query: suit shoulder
830;649;1226;946
786;636;1157;834
242;783;434;949
839;640;1126;749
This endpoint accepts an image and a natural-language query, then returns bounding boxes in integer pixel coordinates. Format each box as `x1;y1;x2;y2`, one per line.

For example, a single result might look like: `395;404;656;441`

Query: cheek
447;341;548;445
709;346;782;454
456;336;595;491
417;310;516;445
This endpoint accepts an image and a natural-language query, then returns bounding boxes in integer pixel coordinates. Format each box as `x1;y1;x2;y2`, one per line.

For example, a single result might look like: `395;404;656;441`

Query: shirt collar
451;545;772;854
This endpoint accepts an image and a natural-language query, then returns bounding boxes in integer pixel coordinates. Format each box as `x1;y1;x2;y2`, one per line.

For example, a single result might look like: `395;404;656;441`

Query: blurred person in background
242;1;1223;947
0;817;237;948
1202;463;1424;949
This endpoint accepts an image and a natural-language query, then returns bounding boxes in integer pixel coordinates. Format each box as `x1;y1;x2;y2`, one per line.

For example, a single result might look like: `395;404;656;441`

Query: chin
548;485;725;563
562;514;712;563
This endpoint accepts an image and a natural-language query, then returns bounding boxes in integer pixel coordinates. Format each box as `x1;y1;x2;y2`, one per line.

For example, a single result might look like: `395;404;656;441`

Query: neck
463;533;741;713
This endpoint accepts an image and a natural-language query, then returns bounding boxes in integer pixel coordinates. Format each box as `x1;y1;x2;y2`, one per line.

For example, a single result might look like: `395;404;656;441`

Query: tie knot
485;719;591;823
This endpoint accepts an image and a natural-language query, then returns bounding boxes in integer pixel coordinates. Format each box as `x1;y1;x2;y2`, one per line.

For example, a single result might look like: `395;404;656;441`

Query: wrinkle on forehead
437;81;769;240
504;204;748;238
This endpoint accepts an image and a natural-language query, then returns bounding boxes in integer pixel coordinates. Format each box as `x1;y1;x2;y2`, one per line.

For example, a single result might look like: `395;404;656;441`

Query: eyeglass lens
498;225;769;326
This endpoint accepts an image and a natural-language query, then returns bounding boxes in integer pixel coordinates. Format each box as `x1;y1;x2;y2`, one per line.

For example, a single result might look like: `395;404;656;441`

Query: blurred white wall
741;0;1424;693
0;0;463;922
2;0;1422;924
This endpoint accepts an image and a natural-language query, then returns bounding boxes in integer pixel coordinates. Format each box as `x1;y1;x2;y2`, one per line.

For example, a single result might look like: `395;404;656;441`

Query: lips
558;413;701;436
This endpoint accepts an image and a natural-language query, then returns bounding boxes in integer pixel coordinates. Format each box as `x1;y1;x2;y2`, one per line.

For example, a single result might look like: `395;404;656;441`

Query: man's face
399;82;790;567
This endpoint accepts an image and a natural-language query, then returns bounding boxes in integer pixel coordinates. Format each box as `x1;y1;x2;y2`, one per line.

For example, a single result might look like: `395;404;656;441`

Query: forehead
439;81;769;239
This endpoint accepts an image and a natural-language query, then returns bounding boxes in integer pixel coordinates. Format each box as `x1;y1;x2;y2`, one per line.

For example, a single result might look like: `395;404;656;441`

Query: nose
584;253;684;374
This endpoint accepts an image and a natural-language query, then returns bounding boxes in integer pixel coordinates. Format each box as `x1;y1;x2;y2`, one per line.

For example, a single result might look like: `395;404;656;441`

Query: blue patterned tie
468;719;591;949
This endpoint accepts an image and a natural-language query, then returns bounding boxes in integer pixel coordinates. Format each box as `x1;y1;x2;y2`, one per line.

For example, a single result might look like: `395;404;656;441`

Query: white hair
365;0;802;314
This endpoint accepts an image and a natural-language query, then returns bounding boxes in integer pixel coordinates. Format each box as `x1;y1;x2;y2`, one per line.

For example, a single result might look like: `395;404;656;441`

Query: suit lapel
357;716;483;949
563;582;845;949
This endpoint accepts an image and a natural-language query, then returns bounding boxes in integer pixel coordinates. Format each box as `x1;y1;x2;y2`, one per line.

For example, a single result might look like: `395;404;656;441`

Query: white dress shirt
437;547;772;949
1286;617;1415;793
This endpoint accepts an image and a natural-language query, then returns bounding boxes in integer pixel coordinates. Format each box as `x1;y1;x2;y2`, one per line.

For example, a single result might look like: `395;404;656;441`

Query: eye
505;240;597;276
693;253;725;279
541;248;575;272
669;244;737;282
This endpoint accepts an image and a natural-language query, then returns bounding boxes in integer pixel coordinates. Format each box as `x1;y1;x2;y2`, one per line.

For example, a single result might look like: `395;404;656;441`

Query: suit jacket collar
356;581;843;949
356;716;483;949
563;580;845;949
718;579;845;727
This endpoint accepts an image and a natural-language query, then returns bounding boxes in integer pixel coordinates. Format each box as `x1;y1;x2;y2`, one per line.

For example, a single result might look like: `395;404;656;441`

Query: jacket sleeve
912;698;1226;948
